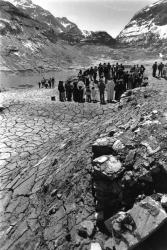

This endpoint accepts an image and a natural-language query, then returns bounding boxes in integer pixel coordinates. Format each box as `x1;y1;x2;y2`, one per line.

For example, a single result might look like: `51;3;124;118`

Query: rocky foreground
0;76;167;250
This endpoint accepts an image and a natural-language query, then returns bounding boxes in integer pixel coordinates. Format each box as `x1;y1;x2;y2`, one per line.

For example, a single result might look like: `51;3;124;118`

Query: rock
95;211;104;222
141;141;161;155
161;195;167;208
139;168;153;182
78;220;95;238
48;204;59;215
89;242;102;250
125;150;136;166
104;238;114;250
122;171;133;183
57;193;62;199
106;127;117;137
93;155;123;180
151;110;158;119
92;137;115;158
51;189;58;197
158;160;167;173
104;197;167;250
112;140;125;151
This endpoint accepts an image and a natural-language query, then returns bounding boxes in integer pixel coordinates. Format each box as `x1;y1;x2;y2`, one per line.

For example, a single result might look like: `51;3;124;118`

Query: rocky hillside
7;0;83;43
0;0;116;71
117;0;167;47
7;0;116;45
0;0;90;71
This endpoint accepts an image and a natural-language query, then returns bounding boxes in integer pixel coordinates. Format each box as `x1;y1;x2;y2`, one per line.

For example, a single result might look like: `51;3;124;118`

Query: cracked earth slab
0;75;167;250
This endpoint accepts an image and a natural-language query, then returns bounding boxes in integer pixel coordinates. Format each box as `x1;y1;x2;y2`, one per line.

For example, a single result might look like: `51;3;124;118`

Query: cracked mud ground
0;88;118;250
0;75;167;250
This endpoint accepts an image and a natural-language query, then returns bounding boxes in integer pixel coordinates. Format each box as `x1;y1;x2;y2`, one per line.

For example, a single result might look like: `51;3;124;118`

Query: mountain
117;0;167;47
7;0;116;45
0;0;116;71
81;31;116;46
0;0;90;71
7;0;83;43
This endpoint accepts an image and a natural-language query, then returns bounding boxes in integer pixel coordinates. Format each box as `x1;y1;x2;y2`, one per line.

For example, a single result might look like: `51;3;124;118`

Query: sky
32;0;157;37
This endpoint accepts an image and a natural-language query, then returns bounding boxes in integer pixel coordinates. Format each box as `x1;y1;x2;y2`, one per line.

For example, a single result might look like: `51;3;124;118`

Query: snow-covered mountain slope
117;0;167;46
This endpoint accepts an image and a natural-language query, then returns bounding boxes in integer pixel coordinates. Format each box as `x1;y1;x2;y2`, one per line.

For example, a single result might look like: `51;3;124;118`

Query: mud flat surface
0;72;167;250
0;68;79;91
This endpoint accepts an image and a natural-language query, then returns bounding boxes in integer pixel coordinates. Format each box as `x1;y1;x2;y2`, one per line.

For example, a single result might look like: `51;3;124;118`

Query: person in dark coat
103;63;108;83
73;81;79;102
114;80;122;101
48;78;51;88
51;77;55;88
158;62;164;77
85;75;90;87
65;81;70;101
38;81;41;88
89;67;94;81
78;86;84;103
93;66;98;82
98;77;106;104
98;63;104;78
140;65;145;76
65;81;73;101
86;86;91;102
152;62;157;77
58;81;65;101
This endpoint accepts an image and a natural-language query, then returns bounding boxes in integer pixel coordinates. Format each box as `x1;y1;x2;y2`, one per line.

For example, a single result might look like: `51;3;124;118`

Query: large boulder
93;155;123;180
104;197;167;250
92;137;116;158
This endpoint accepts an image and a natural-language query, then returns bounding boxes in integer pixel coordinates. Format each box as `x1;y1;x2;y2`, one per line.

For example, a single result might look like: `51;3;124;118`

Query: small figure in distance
152;62;157;77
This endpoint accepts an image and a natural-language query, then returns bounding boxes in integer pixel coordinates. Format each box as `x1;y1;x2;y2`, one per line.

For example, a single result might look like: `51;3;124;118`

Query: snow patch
120;19;167;41
149;0;167;8
156;24;167;39
57;27;63;33
23;40;40;52
60;21;71;28
8;0;35;8
0;18;11;24
0;23;5;29
82;30;92;37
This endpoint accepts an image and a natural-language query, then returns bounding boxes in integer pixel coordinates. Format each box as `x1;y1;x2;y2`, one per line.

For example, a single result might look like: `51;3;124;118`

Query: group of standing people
58;62;148;104
38;77;55;89
152;62;167;78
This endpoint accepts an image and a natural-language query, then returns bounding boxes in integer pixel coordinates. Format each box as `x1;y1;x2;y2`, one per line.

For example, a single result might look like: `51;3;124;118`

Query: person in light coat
106;77;115;103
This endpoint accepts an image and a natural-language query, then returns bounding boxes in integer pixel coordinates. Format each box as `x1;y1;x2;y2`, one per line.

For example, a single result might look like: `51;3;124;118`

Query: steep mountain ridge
0;0;117;71
117;0;167;46
0;0;90;71
6;0;116;45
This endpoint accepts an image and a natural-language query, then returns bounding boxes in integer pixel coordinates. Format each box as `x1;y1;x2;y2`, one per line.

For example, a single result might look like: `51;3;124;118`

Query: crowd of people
38;77;55;89
57;62;148;104
152;62;167;78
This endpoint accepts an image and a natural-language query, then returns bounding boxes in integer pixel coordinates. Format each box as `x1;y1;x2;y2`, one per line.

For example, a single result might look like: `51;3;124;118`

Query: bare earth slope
0;72;167;249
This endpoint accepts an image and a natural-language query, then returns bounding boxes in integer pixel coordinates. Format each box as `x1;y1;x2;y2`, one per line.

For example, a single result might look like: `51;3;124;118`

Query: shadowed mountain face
117;0;167;47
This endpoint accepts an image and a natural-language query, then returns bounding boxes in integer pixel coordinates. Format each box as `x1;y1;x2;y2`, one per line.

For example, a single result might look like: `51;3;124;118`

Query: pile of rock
89;91;167;249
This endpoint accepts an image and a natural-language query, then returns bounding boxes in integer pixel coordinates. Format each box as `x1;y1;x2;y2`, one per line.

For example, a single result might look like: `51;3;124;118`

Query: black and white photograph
0;0;167;249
